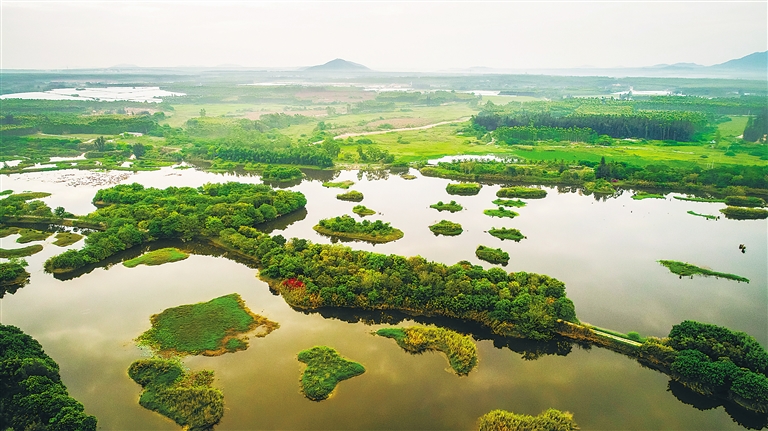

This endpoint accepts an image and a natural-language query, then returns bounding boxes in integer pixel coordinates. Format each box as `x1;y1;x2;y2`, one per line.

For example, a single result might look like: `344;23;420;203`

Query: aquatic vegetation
484;207;519;219
52;231;84;246
429;220;463;236
137;293;279;356
583;179;615;194
0;244;43;258
430;200;463;212
496;186;547;199
14;228;53;243
336;190;364;202
8;191;52;200
724;195;765;208
719;206;768;220
478;408;578;431
376;326;478;375
128;358;223;431
123;247;190;268
401;173;417;180
488;227;526;241
323;179;355;189
632;192;665;200
491;198;526;208
297;346;365;401
352;205;376;217
0;324;97;430
475;245;510;265
0;226;20;237
0;258;30;296
658;260;749;283
686;210;718;220
446;182;481;195
314;215;403;243
261;165;304;182
674;196;725;203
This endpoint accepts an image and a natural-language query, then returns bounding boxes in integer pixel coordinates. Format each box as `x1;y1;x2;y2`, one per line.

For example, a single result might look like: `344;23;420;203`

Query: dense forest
0;324;97;430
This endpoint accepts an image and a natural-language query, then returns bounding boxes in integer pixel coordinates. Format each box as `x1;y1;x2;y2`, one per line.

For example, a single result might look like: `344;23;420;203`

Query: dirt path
591;329;643;347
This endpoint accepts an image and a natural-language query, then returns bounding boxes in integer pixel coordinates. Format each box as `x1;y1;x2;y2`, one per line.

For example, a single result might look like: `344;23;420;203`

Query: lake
1;165;765;430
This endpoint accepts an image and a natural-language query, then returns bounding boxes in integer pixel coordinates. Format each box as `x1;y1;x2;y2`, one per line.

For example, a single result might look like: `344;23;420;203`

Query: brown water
1;166;766;430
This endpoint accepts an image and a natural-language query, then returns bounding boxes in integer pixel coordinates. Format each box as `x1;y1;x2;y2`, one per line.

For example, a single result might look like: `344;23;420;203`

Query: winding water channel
1;165;765;430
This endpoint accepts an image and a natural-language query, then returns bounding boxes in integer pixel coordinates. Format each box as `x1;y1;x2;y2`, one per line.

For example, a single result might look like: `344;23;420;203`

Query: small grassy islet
724;196;765;208
0;227;53;243
428;220;463;236
123;248;190;268
401;174;417;180
632;192;665;200
0;245;43;258
128;358;223;431
297;346;365;401
430;200;463;212
52;232;84;246
658;260;749;283
488;227;526;241
376;327;478;375
137;293;279;356
687;210;719;220
478;408;578;431
323;180;355;189
719;206;768;220
674;195;725;203
314;215;404;243
491;198;526;208
446;182;481;196
352;205;376;217
336;190;364;202
484;207;519;219
496;186;547;199
476;245;510;266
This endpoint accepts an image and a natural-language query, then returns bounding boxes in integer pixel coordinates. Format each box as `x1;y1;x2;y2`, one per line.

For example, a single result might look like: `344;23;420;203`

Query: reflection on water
668;381;768;430
1;164;765;430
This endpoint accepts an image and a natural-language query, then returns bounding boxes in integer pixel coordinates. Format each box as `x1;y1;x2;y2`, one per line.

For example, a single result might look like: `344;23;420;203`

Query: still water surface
1;166;765;430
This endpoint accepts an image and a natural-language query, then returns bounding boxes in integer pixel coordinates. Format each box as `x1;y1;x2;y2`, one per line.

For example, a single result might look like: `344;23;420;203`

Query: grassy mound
10;228;53;244
429;220;463;236
583;179;614;194
323;180;355;189
446;182;481;195
724;196;765;208
0;245;43;258
376;327;478;375
478;408;578;431
488;227;526;241
659;260;749;283
137;293;279;356
484;207;519;219
314;215;404;243
9;192;51;200
632;192;665;200
52;232;84;246
0;259;30;296
430;200;463;212
491;198;526;208
720;206;768;220
352;205;376;217
674;196;724;203
401;174;417;180
128;358;223;431
123;248;190;268
297;346;365;401
476;245;509;266
496;187;546;199
687;211;718;220
336;190;364;202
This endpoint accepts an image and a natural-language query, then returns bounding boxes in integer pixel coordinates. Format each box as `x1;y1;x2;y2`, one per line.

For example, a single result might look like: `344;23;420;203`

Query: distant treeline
1;113;165;136
493;125;598;144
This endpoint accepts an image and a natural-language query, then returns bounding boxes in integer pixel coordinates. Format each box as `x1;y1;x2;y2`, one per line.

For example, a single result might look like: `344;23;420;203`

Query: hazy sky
2;1;766;70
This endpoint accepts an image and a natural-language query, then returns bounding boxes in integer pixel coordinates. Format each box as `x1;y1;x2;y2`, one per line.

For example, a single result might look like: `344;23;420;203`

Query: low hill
305;59;370;72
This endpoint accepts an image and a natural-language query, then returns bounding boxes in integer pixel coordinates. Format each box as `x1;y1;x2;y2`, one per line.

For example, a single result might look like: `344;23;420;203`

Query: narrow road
591;329;643;347
312;117;471;144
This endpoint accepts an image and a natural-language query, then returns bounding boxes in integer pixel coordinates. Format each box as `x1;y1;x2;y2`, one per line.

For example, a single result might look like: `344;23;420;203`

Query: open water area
1;165;766;430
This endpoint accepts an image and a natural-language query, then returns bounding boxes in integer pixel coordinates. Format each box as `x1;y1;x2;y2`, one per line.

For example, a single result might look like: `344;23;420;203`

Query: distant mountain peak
305;59;370;71
712;51;767;70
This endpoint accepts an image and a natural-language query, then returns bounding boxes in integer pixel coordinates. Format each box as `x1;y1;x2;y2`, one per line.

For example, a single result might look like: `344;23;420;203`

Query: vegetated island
478;408;578;431
128;357;223;431
336;190;364;202
313;215;403;243
123;247;190;268
137;293;279;356
0;258;30;297
674;196;725;203
352;205;376;217
0;324;97;430
658;260;749;283
720;206;768;220
0;244;43;258
376;326;478;375
476;245;510;266
52;231;83;246
322;179;355;189
297;346;365;401
430;200;463;212
446;182;481;196
632;192;665;200
496;186;547;199
492;198;526;208
687;210;719;220
488;227;526;242
724;195;765;208
401;173;417;180
429;220;463;236
260;165;304;182
583;179;615;194
484;207;519;219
